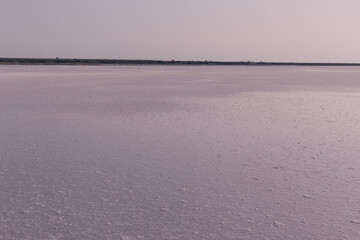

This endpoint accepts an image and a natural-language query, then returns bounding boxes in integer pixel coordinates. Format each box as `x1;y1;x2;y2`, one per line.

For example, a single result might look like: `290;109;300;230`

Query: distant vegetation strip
1;58;360;66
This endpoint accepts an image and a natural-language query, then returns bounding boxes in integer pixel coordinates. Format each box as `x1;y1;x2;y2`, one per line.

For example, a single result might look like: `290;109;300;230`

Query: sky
1;0;360;62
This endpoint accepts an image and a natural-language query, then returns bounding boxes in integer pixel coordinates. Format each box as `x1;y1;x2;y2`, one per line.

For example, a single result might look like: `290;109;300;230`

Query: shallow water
0;65;359;239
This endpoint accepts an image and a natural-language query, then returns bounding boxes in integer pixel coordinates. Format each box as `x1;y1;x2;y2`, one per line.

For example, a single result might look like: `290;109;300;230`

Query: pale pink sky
1;0;360;62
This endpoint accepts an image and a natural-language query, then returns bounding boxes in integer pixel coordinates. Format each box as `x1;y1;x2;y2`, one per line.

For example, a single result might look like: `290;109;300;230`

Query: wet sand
0;65;360;239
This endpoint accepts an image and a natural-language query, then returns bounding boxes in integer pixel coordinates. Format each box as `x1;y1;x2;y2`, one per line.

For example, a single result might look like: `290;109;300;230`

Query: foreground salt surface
0;66;360;240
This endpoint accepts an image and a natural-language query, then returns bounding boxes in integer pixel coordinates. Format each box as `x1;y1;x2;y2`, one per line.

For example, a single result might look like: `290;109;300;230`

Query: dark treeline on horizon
1;58;360;66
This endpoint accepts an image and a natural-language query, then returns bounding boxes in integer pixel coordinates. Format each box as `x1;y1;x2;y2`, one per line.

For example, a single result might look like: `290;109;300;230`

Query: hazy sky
1;0;360;62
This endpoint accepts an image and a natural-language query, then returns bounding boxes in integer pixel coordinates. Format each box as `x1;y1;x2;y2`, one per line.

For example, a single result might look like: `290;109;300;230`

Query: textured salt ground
0;65;360;239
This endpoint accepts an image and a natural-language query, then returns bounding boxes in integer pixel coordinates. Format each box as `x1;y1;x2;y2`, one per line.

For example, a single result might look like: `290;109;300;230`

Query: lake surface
0;65;359;240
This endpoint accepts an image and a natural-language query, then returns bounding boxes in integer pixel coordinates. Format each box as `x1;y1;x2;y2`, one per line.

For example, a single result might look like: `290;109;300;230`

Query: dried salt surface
0;65;360;240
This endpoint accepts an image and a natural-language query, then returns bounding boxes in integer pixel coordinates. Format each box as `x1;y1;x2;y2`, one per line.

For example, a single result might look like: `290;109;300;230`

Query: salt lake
0;65;359;239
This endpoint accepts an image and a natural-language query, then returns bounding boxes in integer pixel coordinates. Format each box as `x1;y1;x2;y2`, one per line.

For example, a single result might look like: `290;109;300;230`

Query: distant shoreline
1;58;360;66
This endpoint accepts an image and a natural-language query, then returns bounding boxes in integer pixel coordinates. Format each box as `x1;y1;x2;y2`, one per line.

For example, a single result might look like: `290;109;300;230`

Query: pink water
0;65;359;239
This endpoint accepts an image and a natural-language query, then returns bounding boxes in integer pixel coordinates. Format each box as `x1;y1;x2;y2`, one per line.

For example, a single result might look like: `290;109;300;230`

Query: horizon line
1;57;360;66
